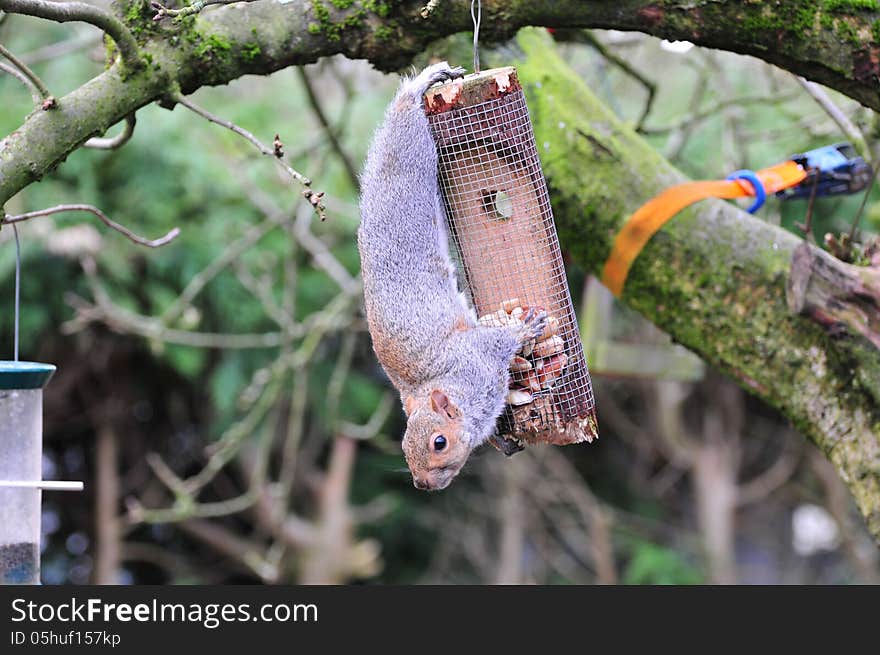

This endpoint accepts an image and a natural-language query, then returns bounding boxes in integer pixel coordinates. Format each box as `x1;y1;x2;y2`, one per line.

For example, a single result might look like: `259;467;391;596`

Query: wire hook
471;0;481;73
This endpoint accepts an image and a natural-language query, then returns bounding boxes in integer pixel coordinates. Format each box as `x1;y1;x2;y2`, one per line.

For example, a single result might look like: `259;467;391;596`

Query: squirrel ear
430;389;460;420
404;395;418;415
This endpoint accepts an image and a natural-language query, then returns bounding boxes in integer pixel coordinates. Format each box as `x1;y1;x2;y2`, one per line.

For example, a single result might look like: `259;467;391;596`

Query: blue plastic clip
726;169;766;214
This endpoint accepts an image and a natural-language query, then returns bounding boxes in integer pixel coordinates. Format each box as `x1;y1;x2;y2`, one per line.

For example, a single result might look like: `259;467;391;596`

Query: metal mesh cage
424;67;598;447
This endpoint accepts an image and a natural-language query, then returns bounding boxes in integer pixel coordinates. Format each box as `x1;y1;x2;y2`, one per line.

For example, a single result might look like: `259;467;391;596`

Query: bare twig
297;66;360;190
0;0;141;70
338;393;395;440
161;216;275;324
736;436;800;507
145;453;190;498
795;76;868;160
126;490;258;523
0;42;49;99
151;0;259;22
64;292;288;348
2;204;179;248
84;114;136;150
20;31;101;65
0;60;41;104
243;182;356;293
173;92;326;220
178;519;279;582
579;31;657;132
645;88;800;136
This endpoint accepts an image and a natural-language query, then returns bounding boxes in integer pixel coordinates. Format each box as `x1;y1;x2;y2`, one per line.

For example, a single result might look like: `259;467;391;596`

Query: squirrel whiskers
358;62;547;491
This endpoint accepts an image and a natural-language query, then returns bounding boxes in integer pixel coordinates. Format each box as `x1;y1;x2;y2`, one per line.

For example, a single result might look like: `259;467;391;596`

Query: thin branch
0;60;41;104
172;92;326;220
161;215;276;325
643;88;800;136
20;31;101;65
126;489;258;524
0;0;141;71
579;31;657;133
84;114;136;150
339;393;395;440
2;204;179;248
63;293;288;348
182;369;285;495
177;519;279;582
297;66;360;191
0;42;49;99
736;436;801;507
145;453;190;498
233;258;294;329
151;0;259;23
795;76;868;160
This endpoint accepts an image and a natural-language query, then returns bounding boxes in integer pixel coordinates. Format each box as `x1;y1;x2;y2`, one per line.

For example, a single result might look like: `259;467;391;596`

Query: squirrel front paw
410;62;467;97
518;308;549;344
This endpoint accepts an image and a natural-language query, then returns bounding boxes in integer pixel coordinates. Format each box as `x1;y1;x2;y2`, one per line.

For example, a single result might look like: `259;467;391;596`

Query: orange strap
601;161;807;297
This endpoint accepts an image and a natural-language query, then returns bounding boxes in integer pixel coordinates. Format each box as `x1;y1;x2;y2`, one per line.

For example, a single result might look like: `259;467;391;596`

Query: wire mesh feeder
425;66;598;450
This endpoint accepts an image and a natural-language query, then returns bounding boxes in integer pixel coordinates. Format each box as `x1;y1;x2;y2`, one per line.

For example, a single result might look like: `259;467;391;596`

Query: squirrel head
402;389;469;491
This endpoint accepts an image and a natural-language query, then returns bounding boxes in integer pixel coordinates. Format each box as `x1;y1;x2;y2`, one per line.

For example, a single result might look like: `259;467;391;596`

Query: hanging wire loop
471;0;481;74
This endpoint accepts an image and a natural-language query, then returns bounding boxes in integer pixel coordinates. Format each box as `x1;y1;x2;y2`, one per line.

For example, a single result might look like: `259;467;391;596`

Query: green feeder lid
0;361;56;390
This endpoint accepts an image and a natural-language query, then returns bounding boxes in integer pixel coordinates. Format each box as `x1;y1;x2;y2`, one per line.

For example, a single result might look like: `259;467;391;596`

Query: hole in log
481;189;514;221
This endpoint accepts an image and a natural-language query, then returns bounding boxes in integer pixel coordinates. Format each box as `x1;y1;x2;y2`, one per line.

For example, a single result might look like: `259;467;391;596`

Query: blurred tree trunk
1;1;879;539
92;423;121;584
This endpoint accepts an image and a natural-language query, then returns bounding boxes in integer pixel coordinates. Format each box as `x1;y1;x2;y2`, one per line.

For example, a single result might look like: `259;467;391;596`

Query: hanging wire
12;223;20;362
471;0;481;73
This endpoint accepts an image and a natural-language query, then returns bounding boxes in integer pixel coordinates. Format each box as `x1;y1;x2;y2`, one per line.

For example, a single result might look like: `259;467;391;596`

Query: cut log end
424;67;521;115
786;242;880;350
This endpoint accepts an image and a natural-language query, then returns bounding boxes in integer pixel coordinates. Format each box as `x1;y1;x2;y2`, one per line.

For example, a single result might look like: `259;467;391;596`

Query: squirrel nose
413;477;431;490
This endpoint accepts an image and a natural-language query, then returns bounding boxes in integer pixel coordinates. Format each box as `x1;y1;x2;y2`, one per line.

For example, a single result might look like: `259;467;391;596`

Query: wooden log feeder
424;67;599;449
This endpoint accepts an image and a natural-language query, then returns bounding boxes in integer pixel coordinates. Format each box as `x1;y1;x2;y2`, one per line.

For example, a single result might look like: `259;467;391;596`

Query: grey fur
358;62;547;489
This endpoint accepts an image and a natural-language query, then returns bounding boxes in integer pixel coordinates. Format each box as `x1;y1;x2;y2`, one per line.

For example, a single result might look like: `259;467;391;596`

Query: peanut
500;298;521;314
533;335;565;358
506;389;533;406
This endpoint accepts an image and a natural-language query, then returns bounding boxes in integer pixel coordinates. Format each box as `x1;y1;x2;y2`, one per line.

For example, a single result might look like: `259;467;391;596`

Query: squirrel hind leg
400;62;466;101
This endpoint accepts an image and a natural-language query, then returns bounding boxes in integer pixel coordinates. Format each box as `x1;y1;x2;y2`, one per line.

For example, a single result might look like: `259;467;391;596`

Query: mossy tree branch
512;28;880;540
4;0;880;206
0;0;142;70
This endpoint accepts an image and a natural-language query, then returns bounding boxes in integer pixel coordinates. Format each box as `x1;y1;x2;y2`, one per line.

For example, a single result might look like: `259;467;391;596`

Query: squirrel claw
521;308;549;342
414;62;466;95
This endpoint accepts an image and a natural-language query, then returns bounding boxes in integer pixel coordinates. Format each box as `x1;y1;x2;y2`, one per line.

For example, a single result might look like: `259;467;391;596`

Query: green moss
739;1;823;38
374;25;395;41
363;0;391;17
241;42;262;61
194;33;233;61
309;0;368;42
873;18;880;40
825;0;879;12
121;0;161;41
835;17;861;42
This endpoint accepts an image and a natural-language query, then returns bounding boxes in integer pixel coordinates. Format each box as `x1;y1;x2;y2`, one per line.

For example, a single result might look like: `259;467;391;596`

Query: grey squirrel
358;62;547;491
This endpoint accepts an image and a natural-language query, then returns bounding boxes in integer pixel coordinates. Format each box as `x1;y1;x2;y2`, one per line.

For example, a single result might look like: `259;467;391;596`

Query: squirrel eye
433;435;447;452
